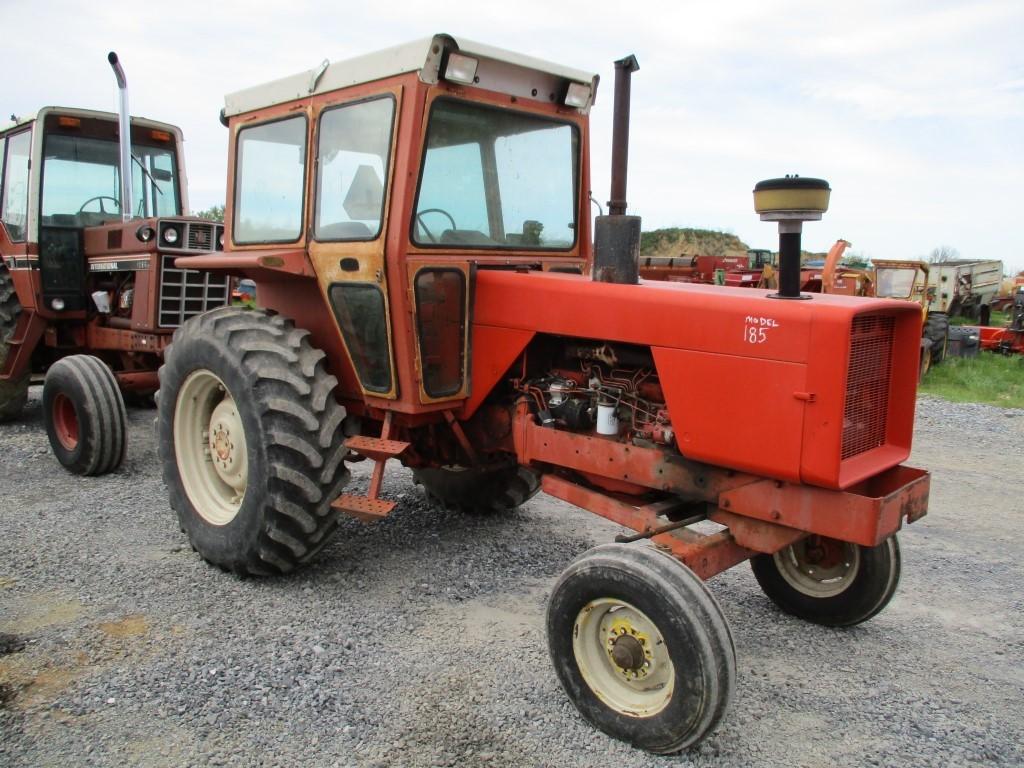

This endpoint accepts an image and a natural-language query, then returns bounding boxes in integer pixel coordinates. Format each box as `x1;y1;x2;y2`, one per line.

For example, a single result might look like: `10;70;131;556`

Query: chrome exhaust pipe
107;52;133;222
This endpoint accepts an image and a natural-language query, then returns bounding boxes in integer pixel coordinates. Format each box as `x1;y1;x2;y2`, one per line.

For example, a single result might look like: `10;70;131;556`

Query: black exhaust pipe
592;55;641;285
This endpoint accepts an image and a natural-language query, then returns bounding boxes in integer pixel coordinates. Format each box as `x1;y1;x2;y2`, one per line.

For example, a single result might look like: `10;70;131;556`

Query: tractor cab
1;108;185;314
873;259;932;311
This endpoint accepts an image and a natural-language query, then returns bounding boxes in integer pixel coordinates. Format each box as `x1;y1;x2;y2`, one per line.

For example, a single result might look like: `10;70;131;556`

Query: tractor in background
157;35;929;753
0;54;228;474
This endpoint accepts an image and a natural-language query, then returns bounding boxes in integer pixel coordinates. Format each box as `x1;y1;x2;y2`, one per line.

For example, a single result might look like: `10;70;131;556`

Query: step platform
343;435;410;462
331;494;397;523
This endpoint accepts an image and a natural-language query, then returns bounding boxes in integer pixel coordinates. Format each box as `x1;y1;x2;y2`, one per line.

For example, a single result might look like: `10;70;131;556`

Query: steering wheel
415;208;457;244
78;196;121;216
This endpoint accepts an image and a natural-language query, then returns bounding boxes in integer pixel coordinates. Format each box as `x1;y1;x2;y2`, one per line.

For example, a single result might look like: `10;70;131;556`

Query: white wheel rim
774;538;860;598
173;369;248;526
573;598;674;717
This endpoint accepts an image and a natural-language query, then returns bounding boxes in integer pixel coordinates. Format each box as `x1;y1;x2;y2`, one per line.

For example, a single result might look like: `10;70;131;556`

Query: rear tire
157;307;350;576
750;535;901;627
548;543;735;754
42;355;127;476
413;463;540;514
0;263;28;422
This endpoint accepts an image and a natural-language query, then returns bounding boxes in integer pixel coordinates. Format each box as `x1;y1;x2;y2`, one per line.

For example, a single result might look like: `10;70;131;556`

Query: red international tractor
0;54;228;474
157;36;929;753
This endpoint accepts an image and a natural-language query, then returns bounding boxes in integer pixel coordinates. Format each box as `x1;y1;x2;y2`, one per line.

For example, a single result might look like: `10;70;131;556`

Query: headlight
217;232;225;250
136;225;155;242
163;226;180;245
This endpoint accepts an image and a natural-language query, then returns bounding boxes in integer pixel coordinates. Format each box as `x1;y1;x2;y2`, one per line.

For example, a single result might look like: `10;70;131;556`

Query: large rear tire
548;543;735;754
0;263;28;422
157;307;350;576
413;462;540;514
750;535;901;627
42;355;127;476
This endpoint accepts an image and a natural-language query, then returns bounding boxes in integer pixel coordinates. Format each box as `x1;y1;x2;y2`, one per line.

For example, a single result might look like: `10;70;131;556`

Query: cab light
564;82;592;109
150;129;171;142
58;116;82;128
445;53;478;85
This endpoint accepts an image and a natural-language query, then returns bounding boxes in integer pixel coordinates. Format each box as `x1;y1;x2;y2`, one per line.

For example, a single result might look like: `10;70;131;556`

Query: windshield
875;267;918;299
413;100;578;250
41;133;180;226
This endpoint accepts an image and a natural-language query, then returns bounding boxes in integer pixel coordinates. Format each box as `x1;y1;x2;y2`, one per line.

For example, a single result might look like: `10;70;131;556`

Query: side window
2;131;32;242
414;268;467;397
315;97;395;241
328;282;392;394
234;116;307;244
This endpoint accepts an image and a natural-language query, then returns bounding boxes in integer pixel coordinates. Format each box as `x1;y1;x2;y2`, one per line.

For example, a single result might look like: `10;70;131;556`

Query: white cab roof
224;33;599;118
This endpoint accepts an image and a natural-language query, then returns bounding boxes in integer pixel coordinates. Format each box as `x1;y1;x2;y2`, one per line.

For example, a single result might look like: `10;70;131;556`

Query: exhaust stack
592;55;641;285
107;51;134;222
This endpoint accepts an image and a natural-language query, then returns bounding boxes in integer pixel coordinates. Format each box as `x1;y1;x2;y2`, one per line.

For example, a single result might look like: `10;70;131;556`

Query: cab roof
223;33;600;118
0;106;182;139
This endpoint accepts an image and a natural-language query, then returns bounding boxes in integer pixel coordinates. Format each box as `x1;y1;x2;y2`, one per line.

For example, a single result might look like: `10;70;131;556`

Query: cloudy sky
4;0;1021;271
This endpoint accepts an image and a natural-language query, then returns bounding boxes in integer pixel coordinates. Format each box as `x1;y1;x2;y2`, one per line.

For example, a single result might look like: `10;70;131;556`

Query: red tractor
0;54;228;474
158;36;929;753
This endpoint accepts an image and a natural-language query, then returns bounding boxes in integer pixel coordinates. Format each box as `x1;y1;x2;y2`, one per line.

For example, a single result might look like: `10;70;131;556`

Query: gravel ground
1;389;1022;767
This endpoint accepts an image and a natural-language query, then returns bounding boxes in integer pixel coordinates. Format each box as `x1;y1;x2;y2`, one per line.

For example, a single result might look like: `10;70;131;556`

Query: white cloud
2;0;1021;271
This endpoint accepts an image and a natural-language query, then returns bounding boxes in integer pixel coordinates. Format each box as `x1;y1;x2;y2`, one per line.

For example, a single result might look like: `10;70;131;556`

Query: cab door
307;90;401;400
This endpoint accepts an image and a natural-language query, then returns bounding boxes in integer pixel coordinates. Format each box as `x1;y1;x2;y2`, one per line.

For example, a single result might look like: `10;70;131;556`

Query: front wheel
157;307;350;576
547;543;735;754
42;355;126;475
750;535;901;627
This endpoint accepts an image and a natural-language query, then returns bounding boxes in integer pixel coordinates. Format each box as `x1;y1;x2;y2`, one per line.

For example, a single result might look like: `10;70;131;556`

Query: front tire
157;307;350;576
42;355;126;476
750;535;901;627
548;543;735;754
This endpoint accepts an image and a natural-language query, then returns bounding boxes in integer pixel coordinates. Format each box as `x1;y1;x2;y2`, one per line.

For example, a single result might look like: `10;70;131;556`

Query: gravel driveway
1;389;1022;767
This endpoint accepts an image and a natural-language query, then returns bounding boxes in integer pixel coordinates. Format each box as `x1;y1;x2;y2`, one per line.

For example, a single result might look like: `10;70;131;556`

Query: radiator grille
158;254;230;328
842;314;895;460
186;222;214;250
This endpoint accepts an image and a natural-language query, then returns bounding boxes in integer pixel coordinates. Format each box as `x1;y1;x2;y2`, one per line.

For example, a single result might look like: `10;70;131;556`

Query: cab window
412;100;578;250
315;97;395;241
2;131;31;242
234;116;307;244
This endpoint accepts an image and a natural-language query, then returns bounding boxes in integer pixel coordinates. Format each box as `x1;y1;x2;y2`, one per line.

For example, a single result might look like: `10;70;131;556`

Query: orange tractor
158;36;930;752
0;53;228;474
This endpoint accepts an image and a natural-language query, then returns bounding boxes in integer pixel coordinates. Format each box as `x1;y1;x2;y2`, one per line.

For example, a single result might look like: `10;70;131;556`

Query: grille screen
842;314;895;460
158;254;230;328
187;222;215;250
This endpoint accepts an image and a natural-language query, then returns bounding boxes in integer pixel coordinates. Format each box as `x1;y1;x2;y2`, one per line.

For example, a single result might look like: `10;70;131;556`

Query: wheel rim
573;597;675;717
52;393;79;450
774;537;860;598
173;369;248;526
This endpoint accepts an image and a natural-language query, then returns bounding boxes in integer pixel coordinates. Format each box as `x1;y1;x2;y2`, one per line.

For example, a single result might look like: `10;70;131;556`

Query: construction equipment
800;239;873;296
874;258;1003;325
0;53;228;473
871;260;952;378
157;35;929;753
975;285;1024;355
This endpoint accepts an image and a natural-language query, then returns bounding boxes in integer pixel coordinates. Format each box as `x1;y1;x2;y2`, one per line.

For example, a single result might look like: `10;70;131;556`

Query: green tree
194;204;225;222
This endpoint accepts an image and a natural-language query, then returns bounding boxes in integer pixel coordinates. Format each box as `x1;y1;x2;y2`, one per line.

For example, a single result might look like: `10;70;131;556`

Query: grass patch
920;353;1024;409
